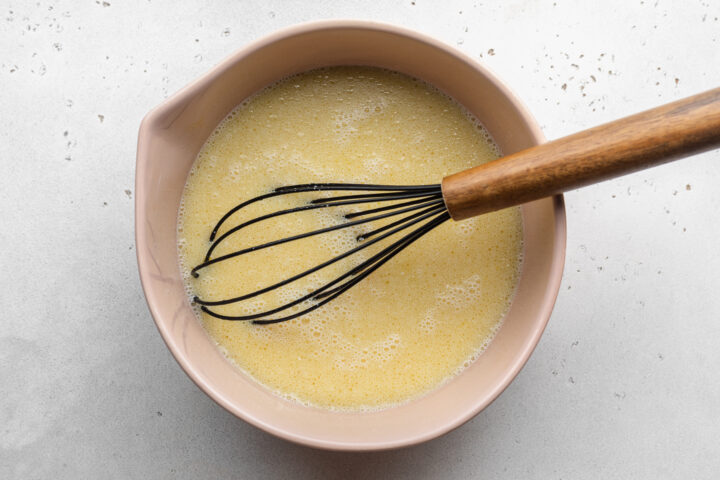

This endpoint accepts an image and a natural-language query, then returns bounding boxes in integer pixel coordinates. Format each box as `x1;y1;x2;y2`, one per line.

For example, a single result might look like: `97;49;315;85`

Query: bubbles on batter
418;311;438;334
332;97;388;143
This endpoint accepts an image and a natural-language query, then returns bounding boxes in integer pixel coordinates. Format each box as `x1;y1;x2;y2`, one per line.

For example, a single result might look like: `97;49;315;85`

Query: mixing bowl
135;20;566;450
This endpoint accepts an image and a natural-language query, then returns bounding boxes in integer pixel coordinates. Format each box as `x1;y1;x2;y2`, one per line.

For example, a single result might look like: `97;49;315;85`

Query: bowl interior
136;22;565;451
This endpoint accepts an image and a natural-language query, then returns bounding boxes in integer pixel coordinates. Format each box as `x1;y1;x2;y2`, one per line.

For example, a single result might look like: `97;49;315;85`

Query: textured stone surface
1;1;719;478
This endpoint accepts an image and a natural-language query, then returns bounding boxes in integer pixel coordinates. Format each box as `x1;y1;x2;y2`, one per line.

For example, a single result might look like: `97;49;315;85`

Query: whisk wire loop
202;192;443;262
194;201;447;308
200;210;450;324
210;183;440;241
192;190;445;277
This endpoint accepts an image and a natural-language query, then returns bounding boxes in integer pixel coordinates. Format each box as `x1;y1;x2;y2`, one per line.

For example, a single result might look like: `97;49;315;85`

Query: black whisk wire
209;183;439;241
194;202;446;307
192;183;448;324
201;192;443;263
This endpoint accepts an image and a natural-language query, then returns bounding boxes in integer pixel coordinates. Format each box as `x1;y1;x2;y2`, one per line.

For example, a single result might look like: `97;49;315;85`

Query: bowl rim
136;19;567;451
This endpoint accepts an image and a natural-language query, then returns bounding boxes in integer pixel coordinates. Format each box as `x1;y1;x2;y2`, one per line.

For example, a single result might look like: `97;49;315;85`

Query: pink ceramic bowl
135;21;566;451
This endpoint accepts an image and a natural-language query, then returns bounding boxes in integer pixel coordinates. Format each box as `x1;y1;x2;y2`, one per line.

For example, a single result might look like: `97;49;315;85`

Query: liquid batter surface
178;67;523;411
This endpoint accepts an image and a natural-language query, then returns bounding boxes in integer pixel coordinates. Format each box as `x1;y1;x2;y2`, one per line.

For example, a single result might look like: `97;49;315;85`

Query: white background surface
2;0;719;478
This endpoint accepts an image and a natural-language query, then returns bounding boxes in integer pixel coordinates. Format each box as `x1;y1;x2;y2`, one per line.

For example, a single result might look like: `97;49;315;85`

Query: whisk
191;87;720;324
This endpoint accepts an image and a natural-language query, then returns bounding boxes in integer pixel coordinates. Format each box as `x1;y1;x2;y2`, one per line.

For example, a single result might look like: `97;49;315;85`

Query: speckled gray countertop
2;1;719;478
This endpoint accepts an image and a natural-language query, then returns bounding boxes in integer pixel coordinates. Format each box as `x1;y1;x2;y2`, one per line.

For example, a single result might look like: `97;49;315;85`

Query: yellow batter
178;67;523;411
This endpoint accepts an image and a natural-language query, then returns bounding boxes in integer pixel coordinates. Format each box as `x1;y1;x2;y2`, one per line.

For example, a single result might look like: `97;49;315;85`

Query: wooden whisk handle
441;87;720;220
